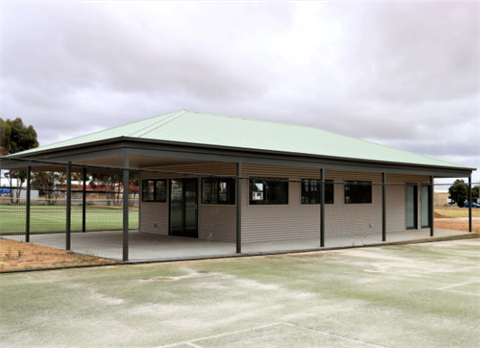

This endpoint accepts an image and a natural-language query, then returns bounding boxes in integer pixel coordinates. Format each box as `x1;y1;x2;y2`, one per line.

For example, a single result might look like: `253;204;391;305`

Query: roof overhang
2;137;475;178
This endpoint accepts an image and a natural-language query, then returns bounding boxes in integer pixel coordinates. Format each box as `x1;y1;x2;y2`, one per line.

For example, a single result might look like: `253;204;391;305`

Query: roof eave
4;136;476;173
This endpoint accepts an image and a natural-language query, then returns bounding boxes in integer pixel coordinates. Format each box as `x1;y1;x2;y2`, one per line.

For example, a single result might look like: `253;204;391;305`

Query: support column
468;176;472;233
236;162;242;254
66;161;72;250
26;166;31;243
430;176;434;237
82;167;87;233
123;155;129;261
320;169;325;247
382;172;386;242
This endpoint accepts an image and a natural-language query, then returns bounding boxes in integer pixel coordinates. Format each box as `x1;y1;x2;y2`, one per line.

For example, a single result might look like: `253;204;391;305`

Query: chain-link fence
1;158;478;272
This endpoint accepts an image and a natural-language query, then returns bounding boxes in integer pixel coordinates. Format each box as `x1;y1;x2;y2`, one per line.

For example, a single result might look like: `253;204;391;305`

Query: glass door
169;179;198;238
421;185;430;228
406;183;418;229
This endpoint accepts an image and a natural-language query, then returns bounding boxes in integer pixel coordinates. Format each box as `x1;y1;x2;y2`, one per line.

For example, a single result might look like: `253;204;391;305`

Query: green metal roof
9;109;468;169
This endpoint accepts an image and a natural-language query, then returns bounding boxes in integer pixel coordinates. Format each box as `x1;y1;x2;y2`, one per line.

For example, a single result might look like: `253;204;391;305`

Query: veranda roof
6;109;471;170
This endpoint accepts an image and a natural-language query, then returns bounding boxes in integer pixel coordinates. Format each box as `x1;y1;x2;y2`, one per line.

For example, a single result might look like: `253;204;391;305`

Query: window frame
142;179;167;203
344;181;372;204
249;177;289;205
301;179;334;204
201;178;235;205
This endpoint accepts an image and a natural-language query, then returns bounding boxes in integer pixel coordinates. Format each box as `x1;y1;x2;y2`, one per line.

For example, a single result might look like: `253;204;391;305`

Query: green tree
448;179;468;207
472;185;479;203
0;118;39;155
0;117;39;203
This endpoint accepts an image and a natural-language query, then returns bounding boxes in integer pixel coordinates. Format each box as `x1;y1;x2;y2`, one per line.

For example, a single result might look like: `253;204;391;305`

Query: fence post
382;172;386;242
26;166;31;243
236;162;242;254
430;176;434;237
123;156;129;261
66;161;72;250
82;167;87;232
468;176;472;233
320;168;325;247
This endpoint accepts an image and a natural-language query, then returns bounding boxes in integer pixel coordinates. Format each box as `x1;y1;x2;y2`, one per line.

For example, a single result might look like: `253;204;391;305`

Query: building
1;110;475;260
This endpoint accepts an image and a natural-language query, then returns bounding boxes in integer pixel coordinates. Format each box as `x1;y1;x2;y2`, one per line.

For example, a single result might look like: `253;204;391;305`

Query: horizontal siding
140;163;432;244
241;164;320;243
140;162;237;242
386;174;430;232
139;173;170;235
324;170;382;239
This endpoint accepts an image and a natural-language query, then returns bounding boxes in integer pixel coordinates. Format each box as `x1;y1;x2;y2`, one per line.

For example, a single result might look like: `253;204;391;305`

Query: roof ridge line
130;110;187;137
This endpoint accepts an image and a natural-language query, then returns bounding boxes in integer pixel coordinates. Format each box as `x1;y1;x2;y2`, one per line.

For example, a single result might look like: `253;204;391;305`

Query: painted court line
153;322;386;348
438;280;480;297
439;280;480;290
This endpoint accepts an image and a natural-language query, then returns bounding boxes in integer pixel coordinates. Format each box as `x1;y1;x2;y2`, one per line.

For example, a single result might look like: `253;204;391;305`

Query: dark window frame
201;178;235;205
142;179;167;202
344;181;372;204
249;178;289;205
301;179;334;204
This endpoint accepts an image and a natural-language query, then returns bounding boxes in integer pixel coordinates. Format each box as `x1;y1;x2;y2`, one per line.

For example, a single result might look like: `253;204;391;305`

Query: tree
0;117;39;203
448;179;468;207
31;172;65;204
89;174;124;206
472;185;479;203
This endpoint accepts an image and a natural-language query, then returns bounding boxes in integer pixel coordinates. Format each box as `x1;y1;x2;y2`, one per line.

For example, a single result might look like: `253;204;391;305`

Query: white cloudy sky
2;1;479;181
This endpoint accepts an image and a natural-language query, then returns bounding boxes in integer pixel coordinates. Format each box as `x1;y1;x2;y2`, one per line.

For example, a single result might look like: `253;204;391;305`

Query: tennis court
0;205;139;234
1;238;478;348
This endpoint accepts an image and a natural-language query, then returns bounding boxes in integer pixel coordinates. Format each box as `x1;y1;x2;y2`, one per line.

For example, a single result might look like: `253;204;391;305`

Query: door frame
168;178;198;238
406;183;418;230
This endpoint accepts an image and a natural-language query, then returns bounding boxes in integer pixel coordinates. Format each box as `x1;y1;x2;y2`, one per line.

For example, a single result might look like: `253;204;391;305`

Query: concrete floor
4;228;474;262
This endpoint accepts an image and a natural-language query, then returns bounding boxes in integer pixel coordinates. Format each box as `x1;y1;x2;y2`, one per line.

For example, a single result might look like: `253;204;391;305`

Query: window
142;179;166;202
344;181;372;204
301;179;334;204
202;178;235;204
249;178;288;205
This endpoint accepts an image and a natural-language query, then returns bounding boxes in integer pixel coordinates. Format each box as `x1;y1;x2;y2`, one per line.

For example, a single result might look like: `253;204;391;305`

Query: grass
0;238;478;348
435;206;480;218
0;204;139;234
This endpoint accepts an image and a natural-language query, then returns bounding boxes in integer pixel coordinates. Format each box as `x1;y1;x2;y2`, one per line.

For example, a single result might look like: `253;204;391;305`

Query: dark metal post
320;169;325;247
82;167;87;232
66;161;72;250
382;172;386;242
468;176;472;233
430;176;434;237
123;155;129;261
236;162;242;254
26;166;31;243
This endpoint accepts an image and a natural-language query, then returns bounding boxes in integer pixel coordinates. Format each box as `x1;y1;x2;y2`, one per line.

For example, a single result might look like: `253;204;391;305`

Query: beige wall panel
241;164;321;243
386;173;430;232
139;173;170;235
324;170;383;238
140;162;237;241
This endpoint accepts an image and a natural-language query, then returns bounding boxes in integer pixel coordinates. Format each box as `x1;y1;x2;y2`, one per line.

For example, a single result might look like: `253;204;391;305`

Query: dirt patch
434;212;447;219
434;218;480;233
0;239;118;272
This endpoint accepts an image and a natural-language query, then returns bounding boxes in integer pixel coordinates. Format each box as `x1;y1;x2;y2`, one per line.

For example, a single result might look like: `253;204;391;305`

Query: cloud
2;2;478;178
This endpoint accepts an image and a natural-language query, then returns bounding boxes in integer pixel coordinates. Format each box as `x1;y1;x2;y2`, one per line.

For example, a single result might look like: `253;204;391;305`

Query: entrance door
421;185;430;228
406;183;418;229
169;179;198;238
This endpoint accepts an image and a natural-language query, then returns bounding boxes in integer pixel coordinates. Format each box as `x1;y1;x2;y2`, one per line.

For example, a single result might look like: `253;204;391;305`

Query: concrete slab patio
4;228;476;262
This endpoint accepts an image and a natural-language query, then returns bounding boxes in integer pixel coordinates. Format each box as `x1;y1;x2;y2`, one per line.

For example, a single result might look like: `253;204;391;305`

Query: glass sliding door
169;179;198;238
406;183;418;229
421;185;430;228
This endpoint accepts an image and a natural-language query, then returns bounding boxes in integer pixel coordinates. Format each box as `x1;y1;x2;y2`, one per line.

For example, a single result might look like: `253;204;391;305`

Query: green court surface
1;238;479;348
0;205;139;234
